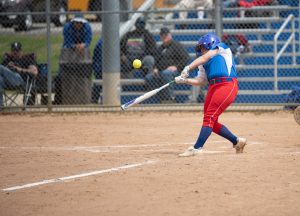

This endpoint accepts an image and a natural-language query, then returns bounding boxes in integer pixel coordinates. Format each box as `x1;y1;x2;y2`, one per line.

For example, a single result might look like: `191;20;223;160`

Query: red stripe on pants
203;78;238;130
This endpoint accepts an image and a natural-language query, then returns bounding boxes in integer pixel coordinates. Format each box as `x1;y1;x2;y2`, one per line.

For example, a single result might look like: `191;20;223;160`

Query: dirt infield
0;111;299;216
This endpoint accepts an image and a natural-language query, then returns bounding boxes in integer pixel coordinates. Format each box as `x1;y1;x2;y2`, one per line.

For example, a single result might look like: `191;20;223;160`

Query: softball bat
121;80;175;110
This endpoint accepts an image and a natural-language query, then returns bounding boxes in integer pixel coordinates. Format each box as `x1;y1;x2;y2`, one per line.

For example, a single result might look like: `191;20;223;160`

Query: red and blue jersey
197;42;237;81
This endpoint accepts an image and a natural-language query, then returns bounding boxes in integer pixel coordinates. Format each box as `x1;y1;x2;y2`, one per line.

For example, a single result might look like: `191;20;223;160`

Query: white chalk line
200;149;225;154
0;142;193;150
2;160;156;192
132;148;226;154
0;142;196;153
0;141;228;151
0;141;263;153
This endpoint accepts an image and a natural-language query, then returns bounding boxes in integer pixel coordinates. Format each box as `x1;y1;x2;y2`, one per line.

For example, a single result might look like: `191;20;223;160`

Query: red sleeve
239;0;254;8
221;34;229;41
235;34;249;46
239;0;273;7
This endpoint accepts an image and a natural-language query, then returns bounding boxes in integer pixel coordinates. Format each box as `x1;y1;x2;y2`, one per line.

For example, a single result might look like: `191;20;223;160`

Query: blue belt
209;77;233;85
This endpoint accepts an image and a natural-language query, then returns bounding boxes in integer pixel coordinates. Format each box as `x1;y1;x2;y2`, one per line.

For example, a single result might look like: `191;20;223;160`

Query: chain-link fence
0;0;299;112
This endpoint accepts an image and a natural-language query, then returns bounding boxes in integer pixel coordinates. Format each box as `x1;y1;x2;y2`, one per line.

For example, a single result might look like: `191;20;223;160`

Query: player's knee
203;114;217;128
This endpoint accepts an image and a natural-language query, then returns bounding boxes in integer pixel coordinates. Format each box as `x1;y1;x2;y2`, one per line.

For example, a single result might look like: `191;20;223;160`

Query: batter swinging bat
121;80;175;111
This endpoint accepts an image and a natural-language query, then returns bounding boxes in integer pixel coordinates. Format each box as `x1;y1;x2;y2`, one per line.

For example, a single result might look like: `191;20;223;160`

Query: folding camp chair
4;73;37;109
3;53;37;109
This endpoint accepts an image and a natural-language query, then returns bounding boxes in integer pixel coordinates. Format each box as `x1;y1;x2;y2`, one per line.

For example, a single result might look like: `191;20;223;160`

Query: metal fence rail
274;14;296;91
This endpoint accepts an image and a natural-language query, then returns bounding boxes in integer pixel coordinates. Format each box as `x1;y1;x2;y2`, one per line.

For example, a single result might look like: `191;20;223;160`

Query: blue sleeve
84;23;93;48
62;23;74;48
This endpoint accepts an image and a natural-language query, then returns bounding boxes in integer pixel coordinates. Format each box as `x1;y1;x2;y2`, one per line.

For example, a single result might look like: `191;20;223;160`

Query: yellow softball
133;59;142;69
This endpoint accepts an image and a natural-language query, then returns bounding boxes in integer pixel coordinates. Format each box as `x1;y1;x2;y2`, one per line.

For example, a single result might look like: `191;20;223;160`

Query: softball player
175;32;247;157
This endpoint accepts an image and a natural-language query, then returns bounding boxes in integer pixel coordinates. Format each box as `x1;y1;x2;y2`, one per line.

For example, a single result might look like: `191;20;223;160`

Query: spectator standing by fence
62;13;92;54
54;13;93;105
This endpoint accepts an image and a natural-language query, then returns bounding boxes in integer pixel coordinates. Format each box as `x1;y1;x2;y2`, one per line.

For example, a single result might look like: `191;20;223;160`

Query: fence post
102;0;121;106
292;17;296;65
46;0;52;111
214;0;223;38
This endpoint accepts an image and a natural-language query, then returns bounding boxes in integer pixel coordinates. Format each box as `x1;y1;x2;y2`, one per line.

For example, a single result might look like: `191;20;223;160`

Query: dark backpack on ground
284;85;300;110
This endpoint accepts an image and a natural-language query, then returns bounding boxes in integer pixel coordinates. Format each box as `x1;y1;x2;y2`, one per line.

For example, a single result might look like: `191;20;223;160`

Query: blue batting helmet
195;33;220;55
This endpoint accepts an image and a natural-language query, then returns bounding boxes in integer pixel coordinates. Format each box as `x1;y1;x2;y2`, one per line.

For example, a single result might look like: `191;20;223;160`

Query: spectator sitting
221;34;252;57
177;0;213;19
237;0;278;28
91;38;103;104
0;42;38;107
224;0;277;9
239;0;276;7
53;13;93;105
120;16;157;78
145;27;190;103
223;0;239;8
170;0;213;29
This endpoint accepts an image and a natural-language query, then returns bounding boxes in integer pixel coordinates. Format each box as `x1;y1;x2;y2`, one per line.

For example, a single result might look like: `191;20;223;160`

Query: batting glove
181;66;190;78
175;76;187;84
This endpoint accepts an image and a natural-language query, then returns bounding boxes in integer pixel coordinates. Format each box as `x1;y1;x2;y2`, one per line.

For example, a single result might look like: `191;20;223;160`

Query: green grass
0;35;99;75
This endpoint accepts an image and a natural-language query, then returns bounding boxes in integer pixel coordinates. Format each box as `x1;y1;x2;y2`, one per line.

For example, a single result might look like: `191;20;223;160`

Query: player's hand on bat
181;66;190;78
175;76;187;84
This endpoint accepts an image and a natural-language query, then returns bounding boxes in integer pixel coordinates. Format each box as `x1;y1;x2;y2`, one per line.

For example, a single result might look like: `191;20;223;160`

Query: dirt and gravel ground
0;111;299;216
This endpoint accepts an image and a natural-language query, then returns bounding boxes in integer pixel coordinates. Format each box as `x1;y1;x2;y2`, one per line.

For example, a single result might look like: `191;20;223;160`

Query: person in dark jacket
0;42;38;107
145;27;190;103
120;16;157;78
